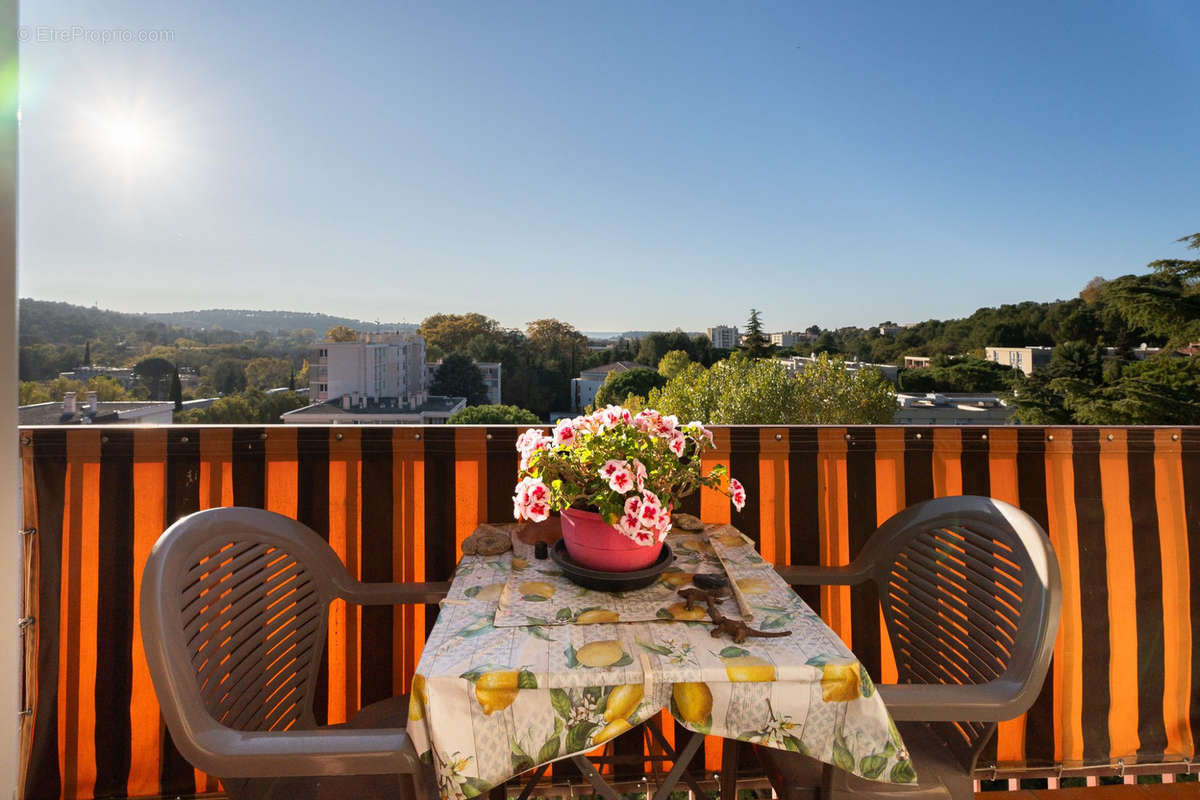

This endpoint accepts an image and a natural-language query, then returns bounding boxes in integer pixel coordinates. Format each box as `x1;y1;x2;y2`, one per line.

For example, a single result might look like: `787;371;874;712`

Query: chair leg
720;739;738;800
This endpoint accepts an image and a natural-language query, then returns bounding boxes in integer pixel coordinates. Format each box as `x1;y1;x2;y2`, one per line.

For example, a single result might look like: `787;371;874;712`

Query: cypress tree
170;367;184;411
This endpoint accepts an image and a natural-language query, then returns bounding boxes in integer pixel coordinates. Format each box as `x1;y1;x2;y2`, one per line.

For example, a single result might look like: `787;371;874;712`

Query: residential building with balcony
57;365;135;387
985;345;1054;376
280;394;466;425
309;331;428;407
570;361;647;411
903;355;932;369
706;324;739;350
426;359;502;405
769;330;813;348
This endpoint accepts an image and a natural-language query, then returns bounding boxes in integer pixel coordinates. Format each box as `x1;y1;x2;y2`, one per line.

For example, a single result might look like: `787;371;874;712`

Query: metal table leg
570;755;624;800
650;731;706;800
645;724;711;799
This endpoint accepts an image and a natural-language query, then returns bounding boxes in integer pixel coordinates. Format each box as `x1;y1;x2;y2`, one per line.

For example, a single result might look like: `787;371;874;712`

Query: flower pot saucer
550;539;675;592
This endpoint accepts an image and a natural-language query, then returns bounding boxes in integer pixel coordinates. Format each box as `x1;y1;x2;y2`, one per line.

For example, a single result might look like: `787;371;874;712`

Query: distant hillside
19;299;415;345
144;309;414;335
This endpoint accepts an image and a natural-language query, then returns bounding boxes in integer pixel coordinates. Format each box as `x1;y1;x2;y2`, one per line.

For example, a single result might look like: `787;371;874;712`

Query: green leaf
461;777;492;798
832;735;855;773
720;646;750;659
527;626;551;641
783;735;805;754
859;664;875;698
805;655;830;667
518;670;538;689
611;653;634;667
883;741;896;758
550;689;572;720
593;690;608;716
859;754;888;779
656;608;674;620
890;759;917;784
556;607;574;622
456;617;494;638
464;585;481;598
537;734;561;763
760;615;789;630
565;645;579;668
525;616;550;626
583;686;603;704
566;721;599;753
637;640;672;656
523;594;549;602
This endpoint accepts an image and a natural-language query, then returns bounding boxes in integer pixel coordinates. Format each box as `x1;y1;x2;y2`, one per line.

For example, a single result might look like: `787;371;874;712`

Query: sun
97;113;158;161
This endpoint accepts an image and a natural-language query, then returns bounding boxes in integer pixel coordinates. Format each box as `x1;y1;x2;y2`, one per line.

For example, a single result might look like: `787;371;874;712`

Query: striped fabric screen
17;425;1200;800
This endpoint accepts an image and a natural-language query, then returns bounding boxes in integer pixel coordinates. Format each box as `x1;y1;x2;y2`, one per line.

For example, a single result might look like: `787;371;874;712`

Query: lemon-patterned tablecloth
407;523;916;800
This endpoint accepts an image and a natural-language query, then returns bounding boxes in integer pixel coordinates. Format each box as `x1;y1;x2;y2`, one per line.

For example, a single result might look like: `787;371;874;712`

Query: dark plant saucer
692;572;729;590
550;539;675;592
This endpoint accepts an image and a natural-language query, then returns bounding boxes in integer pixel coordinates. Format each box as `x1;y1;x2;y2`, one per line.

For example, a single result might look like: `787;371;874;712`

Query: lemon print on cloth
593;718;632;744
474;670;520;714
735;577;771;596
565;640;634;669
408;674;427;721
820;662;862;702
671;682;713;725
604;684;644;722
722;653;776;682
511;556;529;570
678;539;715;555
466;582;504;602
519;581;556;601
662;602;709;621
712;532;747;548
576;608;620;624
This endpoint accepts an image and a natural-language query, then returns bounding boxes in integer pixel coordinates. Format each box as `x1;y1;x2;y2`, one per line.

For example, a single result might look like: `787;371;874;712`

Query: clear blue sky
17;0;1200;332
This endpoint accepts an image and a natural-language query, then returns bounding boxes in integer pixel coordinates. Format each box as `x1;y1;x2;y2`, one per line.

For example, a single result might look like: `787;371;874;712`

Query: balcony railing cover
16;425;1200;800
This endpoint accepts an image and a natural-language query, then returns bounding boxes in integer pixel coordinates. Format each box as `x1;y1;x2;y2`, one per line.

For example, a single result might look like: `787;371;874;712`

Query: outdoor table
407;521;916;800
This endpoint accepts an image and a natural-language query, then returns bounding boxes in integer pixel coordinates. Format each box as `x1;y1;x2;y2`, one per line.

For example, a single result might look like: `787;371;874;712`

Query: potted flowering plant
513;405;746;571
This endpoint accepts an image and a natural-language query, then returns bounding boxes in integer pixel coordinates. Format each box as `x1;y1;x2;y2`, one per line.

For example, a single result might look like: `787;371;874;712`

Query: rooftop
17;400;175;426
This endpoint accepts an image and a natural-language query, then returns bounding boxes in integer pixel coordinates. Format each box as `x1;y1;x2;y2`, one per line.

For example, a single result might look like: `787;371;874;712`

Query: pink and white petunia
729;478;746;512
553;420;578;447
667;432;687;458
607;467;636;494
600;459;626;479
631;459;648;491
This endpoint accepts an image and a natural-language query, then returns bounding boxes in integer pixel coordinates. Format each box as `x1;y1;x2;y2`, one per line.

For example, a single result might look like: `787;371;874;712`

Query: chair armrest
878;680;1028;722
774;564;872;586
337;580;451;606
189;724;421;778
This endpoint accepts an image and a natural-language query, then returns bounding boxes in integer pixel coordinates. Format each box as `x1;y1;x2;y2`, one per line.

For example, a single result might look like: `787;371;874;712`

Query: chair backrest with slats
143;507;350;737
865;496;1060;766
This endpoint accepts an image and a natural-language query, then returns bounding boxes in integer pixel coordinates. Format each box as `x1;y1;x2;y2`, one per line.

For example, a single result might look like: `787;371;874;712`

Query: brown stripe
1128;429;1168;760
295;427;330;727
1073;429;1112;764
845;428;880;677
360;427;395;707
961;428;991;497
729;428;761;545
231;427;266;508
23;430;66;800
94;430;134;798
787;428;821;614
424;427;457;638
486;427;520;524
902;427;934;507
1017;428;1054;766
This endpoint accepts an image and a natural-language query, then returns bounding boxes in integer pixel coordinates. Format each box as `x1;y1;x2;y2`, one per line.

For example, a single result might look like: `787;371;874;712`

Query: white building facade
310;331;428;408
706;325;739;350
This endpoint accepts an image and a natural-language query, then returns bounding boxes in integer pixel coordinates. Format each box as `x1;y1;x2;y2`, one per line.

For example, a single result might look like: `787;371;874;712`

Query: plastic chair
763;495;1062;800
141;506;448;800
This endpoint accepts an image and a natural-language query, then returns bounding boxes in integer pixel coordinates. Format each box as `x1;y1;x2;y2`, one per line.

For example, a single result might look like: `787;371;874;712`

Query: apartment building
570;361;646;412
779;355;899;382
894;393;1014;425
19;391;174;425
309;331;428;407
706;325;739;350
769;331;814;348
984;345;1054;376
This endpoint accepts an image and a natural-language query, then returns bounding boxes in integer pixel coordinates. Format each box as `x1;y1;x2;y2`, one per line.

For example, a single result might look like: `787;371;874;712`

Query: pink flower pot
560;507;663;572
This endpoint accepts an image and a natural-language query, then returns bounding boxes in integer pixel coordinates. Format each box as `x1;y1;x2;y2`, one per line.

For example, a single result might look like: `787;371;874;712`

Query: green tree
742;309;769;359
594;367;667;408
431;354;489;405
47;376;87;401
657;350;692;380
88;375;127;401
176;389;305;424
244;357;293;389
209;359;248;395
133;356;176;400
419;313;504;360
19;381;51;405
647;353;895;424
448;404;541;424
83;340;91;366
325;325;358;342
170;368;184;411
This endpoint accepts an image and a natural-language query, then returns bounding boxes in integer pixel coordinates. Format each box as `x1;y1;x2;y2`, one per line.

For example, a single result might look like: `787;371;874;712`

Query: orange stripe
62;431;101;800
987;427;1025;763
1154;429;1193;759
198;428;232;510
454;428;487;555
1099;429;1140;759
1044;429;1082;763
265;427;298;517
759;429;788;564
817;429;850;640
931;428;963;498
874;428;905;685
328;428;361;723
129;430;167;796
701;428;732;525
